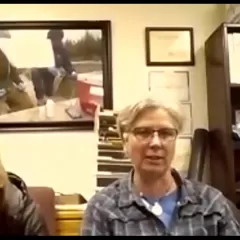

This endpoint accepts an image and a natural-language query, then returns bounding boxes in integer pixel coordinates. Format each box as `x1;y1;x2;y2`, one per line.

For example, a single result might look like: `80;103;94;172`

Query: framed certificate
145;27;195;66
148;70;190;102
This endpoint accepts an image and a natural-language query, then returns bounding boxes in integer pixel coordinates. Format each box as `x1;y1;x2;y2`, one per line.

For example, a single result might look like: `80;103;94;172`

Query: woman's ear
122;133;129;157
123;133;128;142
123;143;129;158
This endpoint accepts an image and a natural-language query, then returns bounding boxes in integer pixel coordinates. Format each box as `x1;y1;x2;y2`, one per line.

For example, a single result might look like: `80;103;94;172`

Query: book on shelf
99;129;120;139
97;156;130;162
98;142;123;151
97;172;128;179
228;33;240;84
98;149;126;159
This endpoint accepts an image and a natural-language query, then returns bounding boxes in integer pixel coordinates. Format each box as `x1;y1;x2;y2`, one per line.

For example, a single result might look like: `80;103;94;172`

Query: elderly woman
81;95;240;236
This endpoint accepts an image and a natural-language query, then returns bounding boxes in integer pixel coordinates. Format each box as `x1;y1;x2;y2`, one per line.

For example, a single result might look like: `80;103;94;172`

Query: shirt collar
118;168;200;209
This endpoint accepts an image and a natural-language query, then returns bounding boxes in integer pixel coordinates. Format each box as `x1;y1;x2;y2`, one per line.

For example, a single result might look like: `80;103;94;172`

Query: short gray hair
116;95;184;138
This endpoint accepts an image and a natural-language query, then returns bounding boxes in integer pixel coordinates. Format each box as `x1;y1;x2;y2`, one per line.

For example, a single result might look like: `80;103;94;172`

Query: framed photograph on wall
145;27;195;66
148;70;190;102
0;21;113;132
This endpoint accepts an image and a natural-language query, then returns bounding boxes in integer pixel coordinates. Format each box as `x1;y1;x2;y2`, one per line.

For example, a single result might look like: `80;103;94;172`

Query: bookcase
96;110;131;192
205;23;240;204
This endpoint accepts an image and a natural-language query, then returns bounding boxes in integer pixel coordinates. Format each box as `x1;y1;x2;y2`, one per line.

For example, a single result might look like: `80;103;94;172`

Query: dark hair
47;30;64;41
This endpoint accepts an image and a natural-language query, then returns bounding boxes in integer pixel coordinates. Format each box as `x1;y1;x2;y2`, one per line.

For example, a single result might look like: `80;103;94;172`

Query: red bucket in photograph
76;74;103;116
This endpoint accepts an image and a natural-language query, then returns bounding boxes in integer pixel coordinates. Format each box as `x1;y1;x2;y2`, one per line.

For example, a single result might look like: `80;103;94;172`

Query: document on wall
181;103;192;136
148;71;190;102
172;137;191;176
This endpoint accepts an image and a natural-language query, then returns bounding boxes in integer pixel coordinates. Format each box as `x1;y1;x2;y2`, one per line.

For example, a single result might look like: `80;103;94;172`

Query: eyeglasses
131;127;178;142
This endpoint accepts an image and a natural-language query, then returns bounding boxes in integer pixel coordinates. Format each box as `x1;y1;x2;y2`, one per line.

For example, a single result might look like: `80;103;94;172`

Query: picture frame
0;20;113;132
145;27;195;66
148;70;190;102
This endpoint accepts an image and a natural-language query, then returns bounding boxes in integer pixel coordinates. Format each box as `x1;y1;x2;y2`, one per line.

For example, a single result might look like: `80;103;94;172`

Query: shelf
234;141;240;151
231;83;240;88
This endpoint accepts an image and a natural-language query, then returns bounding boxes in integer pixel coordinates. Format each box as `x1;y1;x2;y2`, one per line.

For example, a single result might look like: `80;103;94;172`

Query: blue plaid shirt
81;170;240;236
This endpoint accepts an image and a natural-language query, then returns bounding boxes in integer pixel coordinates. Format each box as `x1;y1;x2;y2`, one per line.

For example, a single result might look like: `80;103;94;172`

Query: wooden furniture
205;23;240;203
28;186;57;235
56;205;84;236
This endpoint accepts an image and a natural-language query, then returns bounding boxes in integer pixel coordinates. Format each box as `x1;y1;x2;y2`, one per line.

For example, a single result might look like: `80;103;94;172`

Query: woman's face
125;108;178;178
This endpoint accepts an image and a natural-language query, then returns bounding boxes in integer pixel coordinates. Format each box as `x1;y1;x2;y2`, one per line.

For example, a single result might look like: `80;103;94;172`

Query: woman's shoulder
183;178;229;210
86;176;130;215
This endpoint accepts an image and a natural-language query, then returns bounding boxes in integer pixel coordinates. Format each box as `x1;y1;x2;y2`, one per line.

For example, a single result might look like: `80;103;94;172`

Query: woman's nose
149;132;163;147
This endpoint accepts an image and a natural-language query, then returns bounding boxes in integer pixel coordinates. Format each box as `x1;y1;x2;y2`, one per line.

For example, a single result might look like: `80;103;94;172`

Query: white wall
0;131;98;200
0;4;224;198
